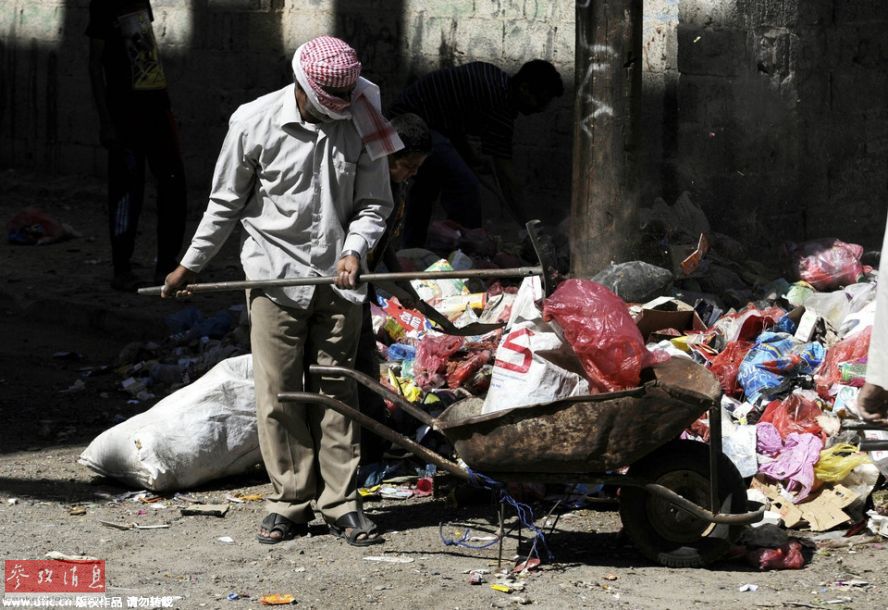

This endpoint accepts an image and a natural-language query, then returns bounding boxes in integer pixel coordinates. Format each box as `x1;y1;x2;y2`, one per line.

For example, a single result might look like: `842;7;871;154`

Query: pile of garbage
113;304;249;404
84;199;887;552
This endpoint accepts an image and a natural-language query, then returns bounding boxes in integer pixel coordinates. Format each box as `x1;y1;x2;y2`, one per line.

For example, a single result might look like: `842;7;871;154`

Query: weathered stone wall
1;0;885;250
674;0;888;250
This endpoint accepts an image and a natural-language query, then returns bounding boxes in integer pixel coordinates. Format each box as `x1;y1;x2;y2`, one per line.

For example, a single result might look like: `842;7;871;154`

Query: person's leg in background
144;104;187;283
107;138;146;291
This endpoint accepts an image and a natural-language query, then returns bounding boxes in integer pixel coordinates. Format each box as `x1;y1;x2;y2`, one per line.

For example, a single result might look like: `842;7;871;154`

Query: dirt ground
2;169;888;610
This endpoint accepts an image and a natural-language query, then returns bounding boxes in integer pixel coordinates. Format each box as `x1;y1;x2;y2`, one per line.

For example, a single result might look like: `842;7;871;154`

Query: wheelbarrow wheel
619;439;746;568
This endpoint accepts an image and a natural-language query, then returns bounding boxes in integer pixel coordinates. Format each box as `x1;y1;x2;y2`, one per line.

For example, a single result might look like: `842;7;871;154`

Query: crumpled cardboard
751;478;858;531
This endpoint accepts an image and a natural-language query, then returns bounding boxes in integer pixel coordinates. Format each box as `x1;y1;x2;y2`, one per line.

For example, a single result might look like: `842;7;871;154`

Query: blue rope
437;467;554;562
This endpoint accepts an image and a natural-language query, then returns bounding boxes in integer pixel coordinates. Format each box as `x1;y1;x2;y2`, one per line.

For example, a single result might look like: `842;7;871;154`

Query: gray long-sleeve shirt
180;84;393;308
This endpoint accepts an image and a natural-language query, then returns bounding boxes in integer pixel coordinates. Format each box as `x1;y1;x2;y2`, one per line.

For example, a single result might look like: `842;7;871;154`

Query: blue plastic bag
737;332;824;404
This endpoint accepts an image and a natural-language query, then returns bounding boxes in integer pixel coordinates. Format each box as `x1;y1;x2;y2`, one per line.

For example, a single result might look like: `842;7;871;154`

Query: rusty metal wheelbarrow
280;357;763;568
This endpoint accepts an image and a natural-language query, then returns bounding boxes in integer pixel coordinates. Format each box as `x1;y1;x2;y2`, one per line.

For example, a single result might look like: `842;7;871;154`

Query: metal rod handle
137;266;542;296
278;391;468;481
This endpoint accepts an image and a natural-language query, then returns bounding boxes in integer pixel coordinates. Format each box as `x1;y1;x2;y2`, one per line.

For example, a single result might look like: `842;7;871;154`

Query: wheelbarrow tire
619;439;747;569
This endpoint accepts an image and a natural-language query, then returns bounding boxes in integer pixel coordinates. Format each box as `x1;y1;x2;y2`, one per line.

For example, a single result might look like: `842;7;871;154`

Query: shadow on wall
0;0;290;189
0;1;573;225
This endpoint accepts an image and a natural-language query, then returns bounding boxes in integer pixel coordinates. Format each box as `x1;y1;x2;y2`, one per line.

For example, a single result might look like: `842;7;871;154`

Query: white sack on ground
79;354;260;492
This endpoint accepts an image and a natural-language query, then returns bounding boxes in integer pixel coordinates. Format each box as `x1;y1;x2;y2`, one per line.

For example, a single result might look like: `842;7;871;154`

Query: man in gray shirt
163;36;400;546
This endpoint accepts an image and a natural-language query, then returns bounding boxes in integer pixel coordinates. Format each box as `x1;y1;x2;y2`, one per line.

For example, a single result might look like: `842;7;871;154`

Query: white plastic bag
482;277;590;414
79;355;261;492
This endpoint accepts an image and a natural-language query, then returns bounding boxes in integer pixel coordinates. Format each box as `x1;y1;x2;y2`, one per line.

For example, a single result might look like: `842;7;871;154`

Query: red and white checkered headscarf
293;36;403;160
298;36;362;114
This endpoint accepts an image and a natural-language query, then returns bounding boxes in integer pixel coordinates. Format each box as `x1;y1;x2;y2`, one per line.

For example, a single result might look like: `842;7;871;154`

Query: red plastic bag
447;351;490;389
709;340;754;397
746;540;806;570
787;238;865;290
759;393;823;440
542;279;668;393
815;327;871;399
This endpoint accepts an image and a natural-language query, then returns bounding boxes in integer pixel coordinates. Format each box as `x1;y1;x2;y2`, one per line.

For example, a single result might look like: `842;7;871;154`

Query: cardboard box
634;297;707;343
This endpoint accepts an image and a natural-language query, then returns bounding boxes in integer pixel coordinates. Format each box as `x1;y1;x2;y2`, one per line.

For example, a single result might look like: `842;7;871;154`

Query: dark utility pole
571;0;643;276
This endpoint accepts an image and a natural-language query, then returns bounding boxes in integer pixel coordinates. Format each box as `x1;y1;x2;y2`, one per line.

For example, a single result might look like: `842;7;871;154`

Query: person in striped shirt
388;60;563;248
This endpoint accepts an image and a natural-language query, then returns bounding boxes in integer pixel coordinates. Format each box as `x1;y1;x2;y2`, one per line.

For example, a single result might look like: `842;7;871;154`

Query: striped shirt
389;62;517;159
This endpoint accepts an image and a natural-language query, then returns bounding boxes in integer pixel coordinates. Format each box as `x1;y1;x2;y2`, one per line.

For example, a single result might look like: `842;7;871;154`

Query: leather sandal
256;513;308;544
327;511;383;547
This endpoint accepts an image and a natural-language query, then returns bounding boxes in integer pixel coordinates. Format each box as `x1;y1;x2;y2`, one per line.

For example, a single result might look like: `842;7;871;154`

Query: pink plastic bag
787;238;865;290
543;279;668;393
414;335;464;389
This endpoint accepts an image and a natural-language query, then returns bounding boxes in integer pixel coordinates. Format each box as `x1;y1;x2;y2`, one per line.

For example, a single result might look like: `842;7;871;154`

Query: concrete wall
1;0;886;253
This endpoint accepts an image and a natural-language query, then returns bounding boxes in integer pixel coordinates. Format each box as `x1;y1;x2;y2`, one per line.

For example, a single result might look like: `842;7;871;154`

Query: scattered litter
379;485;414;500
834;579;869;588
68;506;87;516
45;551;99;561
181;504;229;517
217;536;235;544
259;593;296;605
132;524;169;530
738;583;759;592
7;498;18;505
602;573;618;581
226;593;240;601
490;584;512;593
233;493;264;502
867;510;888;538
512;558;541;574
98;520;132;531
60;379;86;394
363;555;414;564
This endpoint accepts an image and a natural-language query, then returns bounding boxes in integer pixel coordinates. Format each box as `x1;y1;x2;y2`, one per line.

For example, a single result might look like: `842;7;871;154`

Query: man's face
294;82;353;123
389;152;428;184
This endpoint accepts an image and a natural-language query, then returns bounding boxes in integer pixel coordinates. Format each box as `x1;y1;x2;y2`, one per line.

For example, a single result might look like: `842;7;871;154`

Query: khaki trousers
249;286;362;523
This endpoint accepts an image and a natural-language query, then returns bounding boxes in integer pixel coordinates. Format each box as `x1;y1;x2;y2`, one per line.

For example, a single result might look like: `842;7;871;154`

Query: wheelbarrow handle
308;364;436;428
278;391;469;481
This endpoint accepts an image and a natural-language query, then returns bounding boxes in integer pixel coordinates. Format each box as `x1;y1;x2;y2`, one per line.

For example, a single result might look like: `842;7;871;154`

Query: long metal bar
137;266;542;296
278;390;469;480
